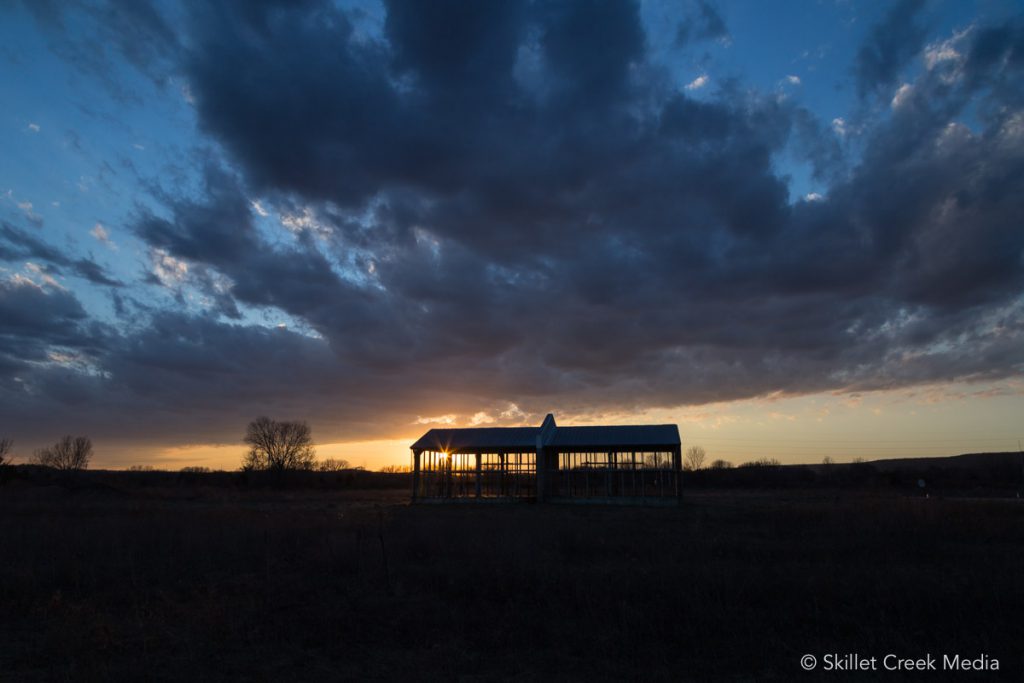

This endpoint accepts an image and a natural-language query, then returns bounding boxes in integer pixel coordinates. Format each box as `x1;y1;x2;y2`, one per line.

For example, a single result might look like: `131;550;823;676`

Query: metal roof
410;415;679;452
550;424;680;448
410;427;538;452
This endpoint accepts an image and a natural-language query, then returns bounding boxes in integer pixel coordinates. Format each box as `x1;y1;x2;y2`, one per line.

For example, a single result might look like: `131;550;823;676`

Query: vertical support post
605;450;612;497
536;447;547;503
660;452;666;497
411;449;421;502
566;453;572;498
673;445;683;504
631;451;637;497
475;451;482;498
445;452;452;498
640;451;645;498
606;454;614;497
514;452;521;498
499;453;507;497
585;455;591;498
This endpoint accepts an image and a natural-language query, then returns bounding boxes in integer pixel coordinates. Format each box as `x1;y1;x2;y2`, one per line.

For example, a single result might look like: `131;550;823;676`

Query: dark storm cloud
172;0;1024;404
0;311;343;442
3;0;1023;448
131;164;424;366
962;18;1024;108
183;1;398;205
0;275;112;388
0;277;88;354
0;222;123;286
855;0;928;99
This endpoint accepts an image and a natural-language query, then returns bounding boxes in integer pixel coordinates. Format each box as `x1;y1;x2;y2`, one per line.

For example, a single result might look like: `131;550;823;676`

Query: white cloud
685;74;709;91
150;248;189;286
785;75;801;85
250;199;269;217
27;123;40;133
891;83;914;109
90;222;117;249
935;121;973;153
923;26;971;81
469;411;495;426
924;43;960;69
46;350;83;366
804;192;824;202
414;414;457;425
499;403;528;422
832;117;847;136
24;262;63;290
15;199;42;226
5;272;42;290
281;205;333;238
180;82;195;105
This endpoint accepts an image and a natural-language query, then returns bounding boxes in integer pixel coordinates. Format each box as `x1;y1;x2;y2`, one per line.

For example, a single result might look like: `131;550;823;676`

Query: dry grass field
1;478;1022;681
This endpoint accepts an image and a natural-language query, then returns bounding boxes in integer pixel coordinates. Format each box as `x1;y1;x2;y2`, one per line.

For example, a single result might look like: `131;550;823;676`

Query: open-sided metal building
410;414;682;504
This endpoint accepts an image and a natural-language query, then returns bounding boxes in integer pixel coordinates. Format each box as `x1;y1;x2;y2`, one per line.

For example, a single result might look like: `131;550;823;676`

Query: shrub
738;457;781;468
33;436;93;471
317;458;350;472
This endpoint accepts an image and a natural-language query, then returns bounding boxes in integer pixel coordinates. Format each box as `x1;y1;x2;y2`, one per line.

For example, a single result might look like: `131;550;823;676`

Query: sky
1;0;1022;470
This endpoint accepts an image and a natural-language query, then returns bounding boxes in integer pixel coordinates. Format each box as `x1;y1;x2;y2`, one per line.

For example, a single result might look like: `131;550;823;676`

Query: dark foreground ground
1;481;1022;681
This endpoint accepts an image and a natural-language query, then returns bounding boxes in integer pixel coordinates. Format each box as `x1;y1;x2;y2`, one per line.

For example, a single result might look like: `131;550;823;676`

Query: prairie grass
1;485;1022;681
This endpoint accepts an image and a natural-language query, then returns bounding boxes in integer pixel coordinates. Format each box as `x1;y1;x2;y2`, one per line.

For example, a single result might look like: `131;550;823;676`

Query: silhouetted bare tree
709;459;733;469
0;438;12;466
684;445;707;471
34;436;92;470
242;417;316;471
317;457;349;472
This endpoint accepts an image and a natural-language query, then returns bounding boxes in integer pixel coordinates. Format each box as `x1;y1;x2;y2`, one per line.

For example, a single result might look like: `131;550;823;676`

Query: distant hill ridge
850;451;1023;472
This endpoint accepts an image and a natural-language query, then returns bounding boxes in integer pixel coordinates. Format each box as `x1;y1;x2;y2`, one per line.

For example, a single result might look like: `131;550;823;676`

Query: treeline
0;417;413;481
684;452;1024;495
0;435;93;470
